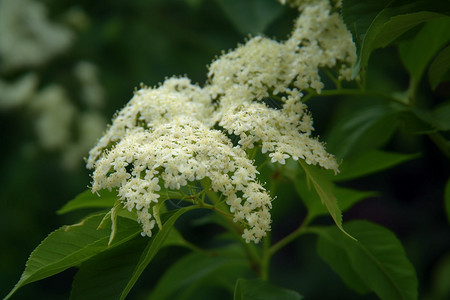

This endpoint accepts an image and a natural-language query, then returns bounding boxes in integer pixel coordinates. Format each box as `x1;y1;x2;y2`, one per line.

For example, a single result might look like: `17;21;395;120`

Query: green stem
199;180;263;275
259;214;313;280
269;214;312;257
407;76;418;106
257;158;271;171
198;202;233;218
200;179;219;205
247;147;258;160
356;74;365;90
269;93;286;103
324;69;340;89
428;132;450;158
260;232;271;281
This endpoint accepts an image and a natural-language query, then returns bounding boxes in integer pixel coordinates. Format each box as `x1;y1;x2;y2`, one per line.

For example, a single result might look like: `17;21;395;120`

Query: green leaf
432;101;450;131
326;104;399;159
370;11;445;49
342;0;391;49
397;107;437;134
429;45;450;89
57;189;118;214
333;187;378;212
151;244;252;299
399;17;450;82
396;103;450;134
341;0;392;76
58;187;186;216
5;214;141;299
70;227;189;300
234;278;302;300
215;0;283;35
299;161;354;240
316;220;418;300
295;176;376;219
70;237;148;300
429;253;450;300
183;0;204;9
317;230;370;295
162;227;192;248
119;205;197;300
332;150;420;182
342;0;450;76
445;178;450;224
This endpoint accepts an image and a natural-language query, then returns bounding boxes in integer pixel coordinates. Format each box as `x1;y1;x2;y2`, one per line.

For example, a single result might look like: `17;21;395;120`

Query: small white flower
269;152;290;165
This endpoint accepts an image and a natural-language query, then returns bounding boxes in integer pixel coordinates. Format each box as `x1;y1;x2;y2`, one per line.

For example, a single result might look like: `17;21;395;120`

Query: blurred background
0;0;448;299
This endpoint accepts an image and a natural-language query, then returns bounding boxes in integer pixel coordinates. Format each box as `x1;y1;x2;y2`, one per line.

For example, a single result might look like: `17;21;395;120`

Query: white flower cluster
91;115;272;242
207;0;354;171
208;0;354;96
87;77;214;166
27;79;107;170
0;73;38;109
88;0;355;242
217;92;338;169
0;0;73;72
29;85;76;150
0;0;107;170
0;61;107;170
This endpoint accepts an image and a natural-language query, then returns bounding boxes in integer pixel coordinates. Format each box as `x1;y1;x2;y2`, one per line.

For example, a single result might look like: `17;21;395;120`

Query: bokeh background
1;0;448;299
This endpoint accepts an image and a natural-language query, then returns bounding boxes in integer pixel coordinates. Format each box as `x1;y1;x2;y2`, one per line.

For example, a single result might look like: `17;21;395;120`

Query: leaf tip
343;228;358;242
55;208;66;215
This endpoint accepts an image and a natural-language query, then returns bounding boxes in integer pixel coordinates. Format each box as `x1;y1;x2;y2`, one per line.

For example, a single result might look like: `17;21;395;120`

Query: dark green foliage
3;0;450;299
234;278;303;300
316;220;418;300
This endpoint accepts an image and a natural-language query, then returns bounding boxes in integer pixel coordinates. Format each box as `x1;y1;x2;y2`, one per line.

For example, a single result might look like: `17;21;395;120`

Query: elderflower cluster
91;115;272;242
0;0;73;72
208;0;354;97
87;77;214;166
0;0;107;170
207;0;354;171
217;91;338;170
88;0;356;242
